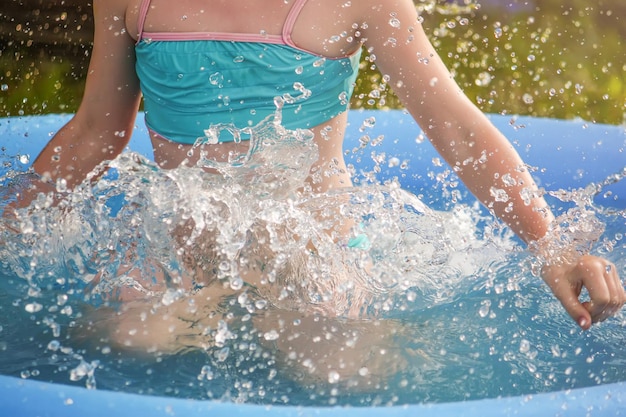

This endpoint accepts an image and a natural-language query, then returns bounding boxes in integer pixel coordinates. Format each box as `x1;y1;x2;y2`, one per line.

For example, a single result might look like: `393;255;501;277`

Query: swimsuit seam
138;38;360;61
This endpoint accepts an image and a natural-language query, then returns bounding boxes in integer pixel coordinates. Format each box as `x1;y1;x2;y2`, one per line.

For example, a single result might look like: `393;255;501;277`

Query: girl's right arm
32;0;141;191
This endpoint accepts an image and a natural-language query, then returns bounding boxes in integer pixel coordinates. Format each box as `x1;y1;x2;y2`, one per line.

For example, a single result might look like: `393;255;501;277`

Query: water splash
0;115;624;405
528;166;626;270
0;112;510;322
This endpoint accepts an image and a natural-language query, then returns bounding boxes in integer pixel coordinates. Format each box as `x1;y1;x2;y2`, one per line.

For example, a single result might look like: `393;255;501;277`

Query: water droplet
475;72;492;87
522;93;534;104
338;91;348;105
490;187;510;202
161;289;183;306
519;339;531;354
229;276;243;290
215;347;230;362
478;300;491;318
47;340;61;351
198;365;214;380
233;55;244;63
359;116;376;131
56;294;68;306
209;72;224;86
69;360;99;383
501;173;517;186
328;370;340;383
368;89;381;99
25;302;43;313
417;53;429;65
237;292;249;306
263;329;280;341
1;84;8;91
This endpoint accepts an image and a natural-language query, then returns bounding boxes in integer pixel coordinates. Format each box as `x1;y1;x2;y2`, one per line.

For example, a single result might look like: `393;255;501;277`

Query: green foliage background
1;0;625;125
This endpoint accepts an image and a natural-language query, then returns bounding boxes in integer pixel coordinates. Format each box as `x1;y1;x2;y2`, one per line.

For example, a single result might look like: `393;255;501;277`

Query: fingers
576;257;625;323
547;275;592;330
542;255;625;330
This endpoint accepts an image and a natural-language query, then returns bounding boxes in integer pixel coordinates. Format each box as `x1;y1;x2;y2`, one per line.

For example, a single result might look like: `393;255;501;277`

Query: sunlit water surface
0;115;625;407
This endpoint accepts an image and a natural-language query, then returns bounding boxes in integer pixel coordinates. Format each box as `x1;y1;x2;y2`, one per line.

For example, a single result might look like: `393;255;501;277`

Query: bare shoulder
291;0;416;57
326;0;422;45
352;0;426;50
339;0;418;21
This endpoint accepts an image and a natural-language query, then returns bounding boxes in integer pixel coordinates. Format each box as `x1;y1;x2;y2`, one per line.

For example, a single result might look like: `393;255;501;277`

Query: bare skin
85;286;410;388
25;0;625;361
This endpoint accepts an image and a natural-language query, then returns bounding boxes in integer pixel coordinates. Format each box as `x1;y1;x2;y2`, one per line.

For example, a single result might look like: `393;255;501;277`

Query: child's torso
130;0;363;144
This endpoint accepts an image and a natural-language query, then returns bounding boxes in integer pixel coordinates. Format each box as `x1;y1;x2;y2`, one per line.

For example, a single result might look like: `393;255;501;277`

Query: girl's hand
541;255;625;330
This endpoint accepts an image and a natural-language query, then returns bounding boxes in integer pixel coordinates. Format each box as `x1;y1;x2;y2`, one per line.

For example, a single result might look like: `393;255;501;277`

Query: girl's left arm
358;0;624;328
360;0;550;241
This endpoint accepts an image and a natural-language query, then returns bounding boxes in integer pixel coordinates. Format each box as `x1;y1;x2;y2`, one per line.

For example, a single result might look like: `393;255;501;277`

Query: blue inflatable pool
1;111;625;416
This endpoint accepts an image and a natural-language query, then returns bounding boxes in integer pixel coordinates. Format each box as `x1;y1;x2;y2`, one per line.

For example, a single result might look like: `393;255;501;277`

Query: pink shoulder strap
136;0;152;41
282;0;309;45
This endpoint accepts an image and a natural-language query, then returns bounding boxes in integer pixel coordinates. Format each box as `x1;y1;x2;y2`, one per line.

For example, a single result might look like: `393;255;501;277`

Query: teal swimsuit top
135;0;362;144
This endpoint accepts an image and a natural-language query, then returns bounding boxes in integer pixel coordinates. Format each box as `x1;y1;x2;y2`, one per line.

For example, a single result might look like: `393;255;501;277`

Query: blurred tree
0;0;624;124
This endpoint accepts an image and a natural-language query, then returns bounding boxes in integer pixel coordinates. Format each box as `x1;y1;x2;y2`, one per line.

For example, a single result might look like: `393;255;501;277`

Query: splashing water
0;114;625;406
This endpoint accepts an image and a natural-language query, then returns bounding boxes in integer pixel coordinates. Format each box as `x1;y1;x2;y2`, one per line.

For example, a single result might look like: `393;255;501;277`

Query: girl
22;0;624;334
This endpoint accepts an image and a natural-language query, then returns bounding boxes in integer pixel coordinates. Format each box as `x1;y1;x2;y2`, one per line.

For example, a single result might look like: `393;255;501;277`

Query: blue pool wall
2;110;625;210
1;373;625;417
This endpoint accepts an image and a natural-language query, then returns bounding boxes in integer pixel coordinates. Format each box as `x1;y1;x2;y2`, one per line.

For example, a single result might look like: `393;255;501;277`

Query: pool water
0;113;625;407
